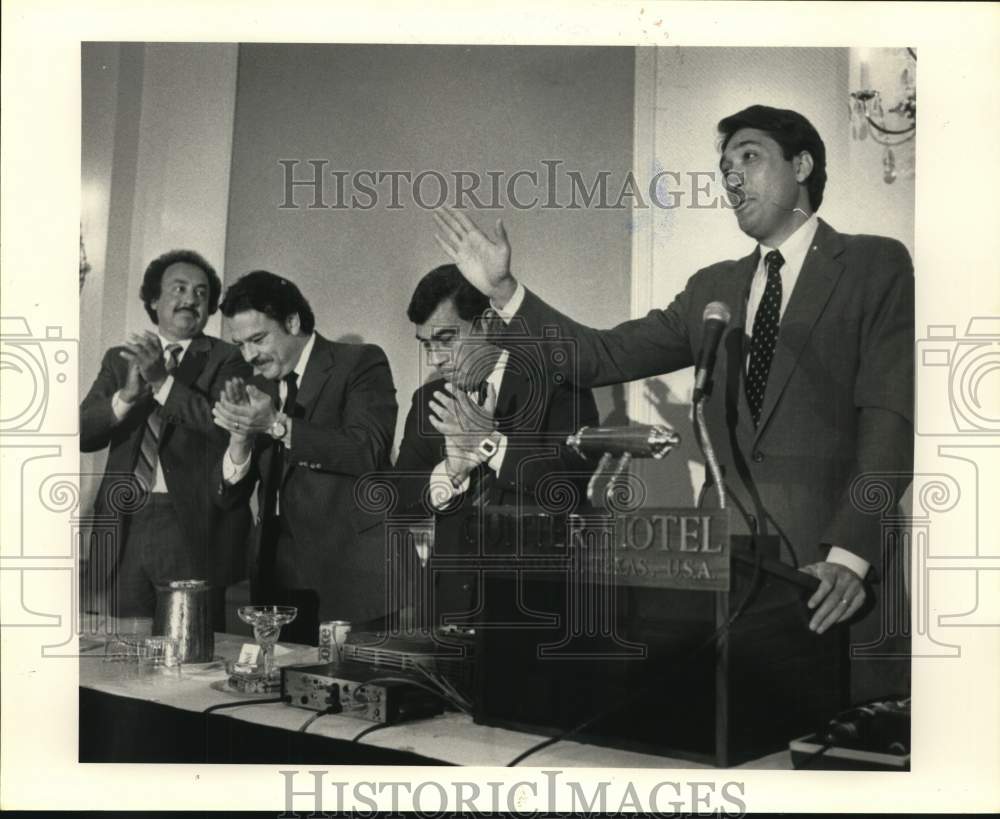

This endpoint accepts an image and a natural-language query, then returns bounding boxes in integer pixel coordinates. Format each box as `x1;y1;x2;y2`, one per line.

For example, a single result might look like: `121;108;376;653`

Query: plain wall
224;44;636;456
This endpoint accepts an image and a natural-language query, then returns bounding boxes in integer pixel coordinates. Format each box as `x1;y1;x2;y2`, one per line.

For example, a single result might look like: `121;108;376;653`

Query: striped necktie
134;343;181;492
745;249;784;427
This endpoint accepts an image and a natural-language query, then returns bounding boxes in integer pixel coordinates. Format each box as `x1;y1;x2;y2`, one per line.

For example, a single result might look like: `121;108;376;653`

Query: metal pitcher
153;579;215;663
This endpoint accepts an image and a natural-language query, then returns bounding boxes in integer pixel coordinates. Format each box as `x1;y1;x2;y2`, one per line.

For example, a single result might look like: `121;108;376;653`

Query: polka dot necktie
746;249;784;427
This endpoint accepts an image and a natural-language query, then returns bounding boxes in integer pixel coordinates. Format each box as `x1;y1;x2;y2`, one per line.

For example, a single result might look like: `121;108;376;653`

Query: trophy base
224;661;281;695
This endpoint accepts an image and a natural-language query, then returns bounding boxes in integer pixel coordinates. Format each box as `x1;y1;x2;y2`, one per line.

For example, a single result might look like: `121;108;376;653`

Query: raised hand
212;383;277;437
124;331;168;388
116;352;151;404
223;376;250;406
433;207;516;306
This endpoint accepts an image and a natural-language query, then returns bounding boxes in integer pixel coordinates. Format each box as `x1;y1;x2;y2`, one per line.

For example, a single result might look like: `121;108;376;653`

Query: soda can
331;620;352;662
318;621;335;663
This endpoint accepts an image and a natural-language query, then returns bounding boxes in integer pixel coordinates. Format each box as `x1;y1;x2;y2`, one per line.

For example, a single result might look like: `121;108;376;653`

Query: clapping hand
117;354;151;404
121;331;168;388
428;382;498;485
433;207;516;306
212;381;276;437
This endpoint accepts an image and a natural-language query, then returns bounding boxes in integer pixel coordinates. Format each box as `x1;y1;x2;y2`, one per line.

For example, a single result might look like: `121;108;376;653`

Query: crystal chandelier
849;48;916;184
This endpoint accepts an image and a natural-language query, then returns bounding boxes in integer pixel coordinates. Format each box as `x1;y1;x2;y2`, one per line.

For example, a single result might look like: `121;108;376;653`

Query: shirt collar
486;349;508;390
760;212;819;275
465;348;508;398
292;332;317;380
158;334;193;357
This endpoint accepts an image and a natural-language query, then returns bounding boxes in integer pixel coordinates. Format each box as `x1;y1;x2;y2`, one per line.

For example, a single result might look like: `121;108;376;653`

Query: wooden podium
453;506;848;767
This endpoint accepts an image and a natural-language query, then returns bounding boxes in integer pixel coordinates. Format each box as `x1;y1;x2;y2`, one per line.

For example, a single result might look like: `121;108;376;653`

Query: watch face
271;421;286;439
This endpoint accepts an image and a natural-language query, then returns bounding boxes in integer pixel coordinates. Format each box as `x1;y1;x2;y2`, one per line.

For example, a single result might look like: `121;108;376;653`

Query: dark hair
140;249;221;324
219;270;316;334
717;105;827;211
406;264;490;325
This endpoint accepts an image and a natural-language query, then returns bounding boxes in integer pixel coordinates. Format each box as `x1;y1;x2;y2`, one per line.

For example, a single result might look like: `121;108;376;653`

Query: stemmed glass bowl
237;605;297;678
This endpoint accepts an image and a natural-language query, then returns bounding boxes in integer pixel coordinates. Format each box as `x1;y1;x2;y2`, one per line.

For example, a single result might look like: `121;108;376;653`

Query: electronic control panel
281;661;444;724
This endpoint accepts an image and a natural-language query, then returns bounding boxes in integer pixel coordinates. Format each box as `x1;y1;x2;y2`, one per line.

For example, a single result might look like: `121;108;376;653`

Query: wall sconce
850;48;916;183
79;229;92;291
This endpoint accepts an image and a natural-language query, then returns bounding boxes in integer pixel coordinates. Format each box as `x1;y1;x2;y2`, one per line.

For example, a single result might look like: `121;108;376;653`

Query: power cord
298;706;340;733
203;696;288;714
792;740;834;769
351;722;393;743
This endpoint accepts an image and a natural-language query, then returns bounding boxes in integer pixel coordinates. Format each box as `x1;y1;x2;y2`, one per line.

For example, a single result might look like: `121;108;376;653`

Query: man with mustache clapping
211;271;398;644
80;250;253;628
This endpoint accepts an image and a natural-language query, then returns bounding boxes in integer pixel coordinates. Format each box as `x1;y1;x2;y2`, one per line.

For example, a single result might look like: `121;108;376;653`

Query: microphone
566;424;680;460
692;301;731;402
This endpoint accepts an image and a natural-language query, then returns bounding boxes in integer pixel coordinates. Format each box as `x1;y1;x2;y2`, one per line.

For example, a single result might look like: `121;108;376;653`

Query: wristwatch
477;430;504;461
268;412;288;440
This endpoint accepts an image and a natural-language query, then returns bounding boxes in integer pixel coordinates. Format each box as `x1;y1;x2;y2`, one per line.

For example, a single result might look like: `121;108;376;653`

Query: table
79;631;791;768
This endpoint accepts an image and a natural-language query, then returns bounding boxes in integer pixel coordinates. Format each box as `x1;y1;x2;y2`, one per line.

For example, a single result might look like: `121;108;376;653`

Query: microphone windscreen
703;301;732;325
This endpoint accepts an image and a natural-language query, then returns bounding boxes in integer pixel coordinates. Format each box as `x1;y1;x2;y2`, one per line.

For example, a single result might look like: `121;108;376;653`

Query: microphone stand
568;427;676;509
693;391;727;511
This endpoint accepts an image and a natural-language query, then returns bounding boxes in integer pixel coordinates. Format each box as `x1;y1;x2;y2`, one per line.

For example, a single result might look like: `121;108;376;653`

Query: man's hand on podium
800;562;865;634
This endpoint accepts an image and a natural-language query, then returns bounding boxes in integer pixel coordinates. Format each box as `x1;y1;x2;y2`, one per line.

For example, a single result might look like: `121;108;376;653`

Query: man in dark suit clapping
211;271;398;644
81;250;252;628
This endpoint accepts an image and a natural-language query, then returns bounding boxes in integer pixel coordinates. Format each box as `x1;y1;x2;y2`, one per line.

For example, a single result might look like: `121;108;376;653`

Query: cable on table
203;696;288;714
351;722;394;743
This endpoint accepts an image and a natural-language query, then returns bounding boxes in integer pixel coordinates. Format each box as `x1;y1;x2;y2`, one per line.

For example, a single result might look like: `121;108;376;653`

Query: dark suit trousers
112;494;227;630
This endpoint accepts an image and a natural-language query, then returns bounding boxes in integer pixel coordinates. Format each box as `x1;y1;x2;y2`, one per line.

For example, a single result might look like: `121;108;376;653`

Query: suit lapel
281;334;335;484
157;334;212;451
720;250;760;438
493;363;521;433
294;334;335;421
172;335;212;389
754;220;845;441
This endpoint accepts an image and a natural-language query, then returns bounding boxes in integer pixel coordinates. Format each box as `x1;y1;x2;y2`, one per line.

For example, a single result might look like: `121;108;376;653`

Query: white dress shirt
111;335;191;493
745;212;819;342
427;349;510;510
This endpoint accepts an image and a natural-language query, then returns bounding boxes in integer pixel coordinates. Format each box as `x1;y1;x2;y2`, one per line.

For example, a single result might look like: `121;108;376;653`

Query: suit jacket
509;219;914;569
215;333;398;624
80;334;253;588
394;356;599;622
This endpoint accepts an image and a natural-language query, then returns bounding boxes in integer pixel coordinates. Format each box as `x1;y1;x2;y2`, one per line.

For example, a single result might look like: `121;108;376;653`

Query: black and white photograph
1;1;997;815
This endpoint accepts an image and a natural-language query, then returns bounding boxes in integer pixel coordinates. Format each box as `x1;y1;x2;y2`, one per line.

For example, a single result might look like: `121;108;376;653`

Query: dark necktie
745;249;784;427
134;343;181;492
478;306;504;339
265;371;299;517
281;371;299;416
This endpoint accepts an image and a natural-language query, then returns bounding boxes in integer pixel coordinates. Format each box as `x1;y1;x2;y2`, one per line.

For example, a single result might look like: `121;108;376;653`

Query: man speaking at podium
433;105;914;655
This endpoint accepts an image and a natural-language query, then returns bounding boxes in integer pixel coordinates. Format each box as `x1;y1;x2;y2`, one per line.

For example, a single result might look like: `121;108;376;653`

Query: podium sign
457;506;730;592
581;509;730;592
